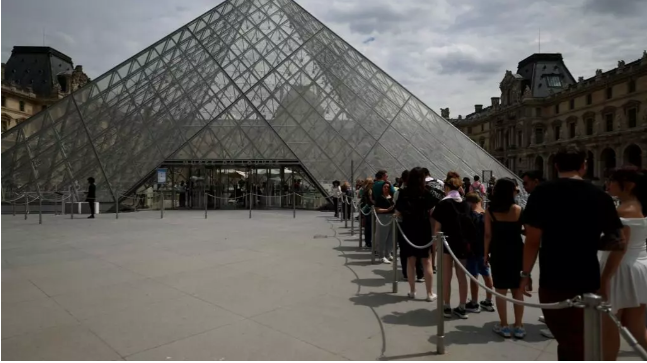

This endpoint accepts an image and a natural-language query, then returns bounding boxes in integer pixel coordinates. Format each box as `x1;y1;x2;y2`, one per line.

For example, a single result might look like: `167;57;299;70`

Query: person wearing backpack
359;178;374;249
432;174;473;319
470;175;486;198
484;178;526;339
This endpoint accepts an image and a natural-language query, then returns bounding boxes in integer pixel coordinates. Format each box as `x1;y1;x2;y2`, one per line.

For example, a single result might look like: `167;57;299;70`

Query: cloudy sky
2;0;646;118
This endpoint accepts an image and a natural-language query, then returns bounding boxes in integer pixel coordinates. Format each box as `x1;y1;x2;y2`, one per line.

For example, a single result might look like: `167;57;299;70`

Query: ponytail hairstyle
609;166;647;216
444;177;462;191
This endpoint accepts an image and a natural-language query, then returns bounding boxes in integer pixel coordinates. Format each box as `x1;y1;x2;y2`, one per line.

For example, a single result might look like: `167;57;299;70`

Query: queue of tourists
334;146;647;361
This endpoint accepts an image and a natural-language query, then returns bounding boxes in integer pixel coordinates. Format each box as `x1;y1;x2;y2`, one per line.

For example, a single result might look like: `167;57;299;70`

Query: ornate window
605;113;614;132
628;80;636;93
19;101;25;112
535;127;544;144
569;99;575;110
628;108;637;128
606;87;613;100
586;118;594;135
586;93;592;105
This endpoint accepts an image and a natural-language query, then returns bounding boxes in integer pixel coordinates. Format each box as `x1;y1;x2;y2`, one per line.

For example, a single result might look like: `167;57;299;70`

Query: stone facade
450;51;647;183
1;47;89;133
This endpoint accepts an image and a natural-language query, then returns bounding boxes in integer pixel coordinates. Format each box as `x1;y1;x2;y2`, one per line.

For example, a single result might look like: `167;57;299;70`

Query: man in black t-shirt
521;146;623;361
86;177;96;219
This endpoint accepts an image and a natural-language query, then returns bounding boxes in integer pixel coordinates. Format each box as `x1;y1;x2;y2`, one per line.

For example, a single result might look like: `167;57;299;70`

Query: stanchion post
71;193;75;219
249;192;252;219
293;190;296;219
583;293;603;361
350;159;355;235
160;192;165;219
392;218;398;293
358;208;363;249
436;233;446;355
204;193;208;219
344;196;349;228
371;207;376;265
38;197;43;225
115;196;119;219
24;194;28;220
12;201;16;216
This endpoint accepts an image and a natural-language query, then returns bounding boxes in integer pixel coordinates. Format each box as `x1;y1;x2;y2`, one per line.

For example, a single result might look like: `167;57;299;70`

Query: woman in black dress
396;167;439;301
484;177;525;339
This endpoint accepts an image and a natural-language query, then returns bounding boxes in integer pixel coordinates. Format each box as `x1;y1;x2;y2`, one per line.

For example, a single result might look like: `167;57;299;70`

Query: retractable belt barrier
362;210;646;360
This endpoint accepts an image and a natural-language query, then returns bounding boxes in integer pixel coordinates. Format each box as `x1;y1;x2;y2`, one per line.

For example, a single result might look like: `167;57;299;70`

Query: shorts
466;256;490;277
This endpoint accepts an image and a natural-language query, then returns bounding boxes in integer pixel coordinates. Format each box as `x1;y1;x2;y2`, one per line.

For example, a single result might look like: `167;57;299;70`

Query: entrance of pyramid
125;161;329;211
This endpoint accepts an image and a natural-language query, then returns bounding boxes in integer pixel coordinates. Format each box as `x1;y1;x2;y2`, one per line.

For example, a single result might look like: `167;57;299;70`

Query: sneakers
493;324;511;338
426;293;437;302
538;315;545;323
407;291;416;299
465;301;481;313
416;277;424;283
540;329;554;339
432;266;437;274
452;307;468;319
513;326;526;339
480;299;495;312
443;306;452;318
381;257;391;264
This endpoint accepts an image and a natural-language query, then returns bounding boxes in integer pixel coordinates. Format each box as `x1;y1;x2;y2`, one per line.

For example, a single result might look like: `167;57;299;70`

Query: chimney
578;76;584;82
475;104;483;113
440;108;450;118
491;97;500;107
75;65;83;72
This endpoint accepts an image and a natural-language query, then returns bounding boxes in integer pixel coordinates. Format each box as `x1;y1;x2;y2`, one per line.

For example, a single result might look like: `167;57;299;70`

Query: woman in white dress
600;166;647;360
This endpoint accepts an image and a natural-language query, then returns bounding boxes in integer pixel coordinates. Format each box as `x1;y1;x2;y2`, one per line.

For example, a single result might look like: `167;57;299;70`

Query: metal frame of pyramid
1;0;517;203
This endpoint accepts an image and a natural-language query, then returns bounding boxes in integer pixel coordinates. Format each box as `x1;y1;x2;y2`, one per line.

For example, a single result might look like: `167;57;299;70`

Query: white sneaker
426;293;437;302
381;257;391;264
407;291;416;299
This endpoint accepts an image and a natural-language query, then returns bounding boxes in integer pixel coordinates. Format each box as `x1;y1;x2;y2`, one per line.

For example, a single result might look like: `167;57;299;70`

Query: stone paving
1;210;640;360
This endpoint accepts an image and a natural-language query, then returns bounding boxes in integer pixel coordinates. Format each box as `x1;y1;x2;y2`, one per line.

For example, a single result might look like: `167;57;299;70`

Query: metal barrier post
249;191;252;219
392;218;398;293
38;197;43;224
115;196;119;219
371;207;376;264
436;233;445;355
160;192;165;219
204;193;208;219
358;208;363;249
344;196;349;228
24;194;28;220
351;196;355;236
583;293;603;361
293;191;296;218
71;193;75;219
12;201;16;216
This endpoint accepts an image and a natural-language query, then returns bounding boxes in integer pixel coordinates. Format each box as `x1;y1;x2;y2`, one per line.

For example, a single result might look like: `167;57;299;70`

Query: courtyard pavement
1;210;640;360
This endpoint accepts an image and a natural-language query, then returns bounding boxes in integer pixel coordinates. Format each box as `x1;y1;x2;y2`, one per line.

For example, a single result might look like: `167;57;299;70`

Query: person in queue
359;178;374;250
396;167;439;301
375;181;395;264
340;181;352;220
394;169;424;282
464;192;495;314
432;173;471;319
485;178;526;338
600;166;647;360
521;170;542;194
521;146;624;360
331;180;342;217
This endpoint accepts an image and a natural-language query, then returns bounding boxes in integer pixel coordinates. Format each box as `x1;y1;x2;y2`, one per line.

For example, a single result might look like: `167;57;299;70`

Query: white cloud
2;0;645;118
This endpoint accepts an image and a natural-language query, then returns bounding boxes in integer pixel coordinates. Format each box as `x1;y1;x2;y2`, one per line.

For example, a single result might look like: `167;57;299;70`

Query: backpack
449;200;479;255
471;182;485;198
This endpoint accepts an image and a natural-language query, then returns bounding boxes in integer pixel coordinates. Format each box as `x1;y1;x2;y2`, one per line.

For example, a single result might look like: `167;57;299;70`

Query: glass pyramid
1;0;517;202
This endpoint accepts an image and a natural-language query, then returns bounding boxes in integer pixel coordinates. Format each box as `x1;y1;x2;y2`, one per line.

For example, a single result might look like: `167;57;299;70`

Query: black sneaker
452;307;468;319
443;307;452;318
433;266;437;274
465;301;481;313
480;299;495;312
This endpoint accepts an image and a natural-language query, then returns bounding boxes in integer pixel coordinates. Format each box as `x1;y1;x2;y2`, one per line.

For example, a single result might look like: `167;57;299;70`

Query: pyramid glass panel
2;0;520;202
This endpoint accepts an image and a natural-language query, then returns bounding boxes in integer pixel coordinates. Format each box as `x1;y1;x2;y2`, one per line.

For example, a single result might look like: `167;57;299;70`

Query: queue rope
441;237;580;309
598;305;647;360
395;221;435;249
3;194;26;203
372;207;579;310
205;192;249;200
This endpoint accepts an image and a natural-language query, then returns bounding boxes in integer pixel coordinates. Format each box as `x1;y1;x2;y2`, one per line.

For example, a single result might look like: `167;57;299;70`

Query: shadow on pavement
442;322;549;345
349;292;410;308
381;308;439;327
